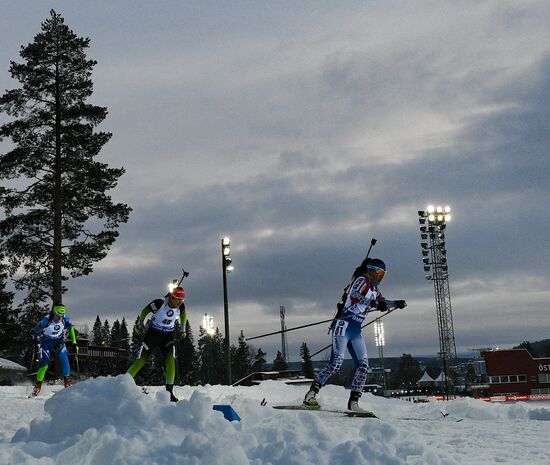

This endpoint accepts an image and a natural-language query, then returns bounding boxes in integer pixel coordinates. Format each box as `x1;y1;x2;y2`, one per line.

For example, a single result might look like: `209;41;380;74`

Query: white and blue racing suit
315;275;398;392
32;315;73;376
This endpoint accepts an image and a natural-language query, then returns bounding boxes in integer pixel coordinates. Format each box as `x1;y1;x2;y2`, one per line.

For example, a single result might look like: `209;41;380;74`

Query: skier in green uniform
127;286;187;402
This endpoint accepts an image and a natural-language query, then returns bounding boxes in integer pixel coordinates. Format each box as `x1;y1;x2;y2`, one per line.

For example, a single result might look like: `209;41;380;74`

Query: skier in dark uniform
303;258;406;413
127;286;187;402
31;302;78;396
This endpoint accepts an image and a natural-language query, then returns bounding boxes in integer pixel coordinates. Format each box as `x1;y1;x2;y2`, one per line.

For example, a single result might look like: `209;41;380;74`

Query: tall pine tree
0;10;131;305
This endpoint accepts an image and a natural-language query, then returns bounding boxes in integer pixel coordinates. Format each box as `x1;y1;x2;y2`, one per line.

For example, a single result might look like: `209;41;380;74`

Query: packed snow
1;375;549;465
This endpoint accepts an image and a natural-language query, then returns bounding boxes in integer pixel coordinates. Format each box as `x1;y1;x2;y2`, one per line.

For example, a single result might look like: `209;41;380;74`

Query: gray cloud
1;1;550;361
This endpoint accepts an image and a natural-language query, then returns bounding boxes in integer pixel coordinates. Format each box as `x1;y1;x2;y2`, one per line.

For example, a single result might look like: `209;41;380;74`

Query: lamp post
202;313;215;384
374;318;386;395
418;205;457;399
221;237;234;384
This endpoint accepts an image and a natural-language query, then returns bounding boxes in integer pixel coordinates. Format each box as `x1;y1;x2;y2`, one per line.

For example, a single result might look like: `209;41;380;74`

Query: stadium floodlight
221;236;234;384
416;204;456;400
202;313;216;336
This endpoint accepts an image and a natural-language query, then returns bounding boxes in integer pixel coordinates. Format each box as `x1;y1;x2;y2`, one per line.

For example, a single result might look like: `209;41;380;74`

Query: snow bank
3;376;550;464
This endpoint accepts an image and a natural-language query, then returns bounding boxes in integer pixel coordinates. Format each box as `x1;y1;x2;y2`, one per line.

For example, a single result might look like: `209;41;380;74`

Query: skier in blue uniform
127;286;187;402
31;302;78;396
303;258;407;413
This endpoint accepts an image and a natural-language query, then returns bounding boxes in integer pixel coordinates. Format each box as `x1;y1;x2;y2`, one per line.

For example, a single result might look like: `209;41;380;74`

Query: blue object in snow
212;404;241;422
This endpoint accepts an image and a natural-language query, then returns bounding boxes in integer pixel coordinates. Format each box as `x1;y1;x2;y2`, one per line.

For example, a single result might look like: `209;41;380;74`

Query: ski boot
347;390;376;416
31;381;42;397
166;384;178;402
64;376;72;388
303;380;322;409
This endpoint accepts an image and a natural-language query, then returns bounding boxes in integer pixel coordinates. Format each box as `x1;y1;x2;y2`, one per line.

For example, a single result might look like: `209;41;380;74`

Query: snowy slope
1;375;549;464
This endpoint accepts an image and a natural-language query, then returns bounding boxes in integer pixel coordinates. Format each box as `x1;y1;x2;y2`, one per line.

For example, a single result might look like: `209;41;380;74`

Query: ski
272;404;378;418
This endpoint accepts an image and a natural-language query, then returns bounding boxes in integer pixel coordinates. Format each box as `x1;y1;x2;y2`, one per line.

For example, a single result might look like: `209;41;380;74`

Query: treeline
514;339;550;358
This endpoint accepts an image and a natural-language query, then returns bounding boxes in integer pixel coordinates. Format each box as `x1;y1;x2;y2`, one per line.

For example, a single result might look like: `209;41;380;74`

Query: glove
395;300;407;309
72;341;79;354
377;299;388;312
180;331;187;341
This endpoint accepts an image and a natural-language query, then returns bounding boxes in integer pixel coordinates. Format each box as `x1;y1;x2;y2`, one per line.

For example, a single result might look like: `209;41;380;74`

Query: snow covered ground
1;375;549;465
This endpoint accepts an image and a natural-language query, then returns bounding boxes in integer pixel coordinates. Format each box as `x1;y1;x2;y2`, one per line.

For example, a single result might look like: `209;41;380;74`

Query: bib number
333;320;348;336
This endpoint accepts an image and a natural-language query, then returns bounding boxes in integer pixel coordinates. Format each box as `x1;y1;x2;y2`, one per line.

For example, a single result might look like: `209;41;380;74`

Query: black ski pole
246;318;335;341
75;350;81;381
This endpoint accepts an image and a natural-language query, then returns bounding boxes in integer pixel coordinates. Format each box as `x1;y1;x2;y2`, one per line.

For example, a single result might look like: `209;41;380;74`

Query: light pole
202;313;215;384
418;205;457;399
374;318;386;395
221;236;234;384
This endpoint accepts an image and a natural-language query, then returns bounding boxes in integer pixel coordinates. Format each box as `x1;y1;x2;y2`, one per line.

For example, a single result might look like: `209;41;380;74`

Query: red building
481;348;550;397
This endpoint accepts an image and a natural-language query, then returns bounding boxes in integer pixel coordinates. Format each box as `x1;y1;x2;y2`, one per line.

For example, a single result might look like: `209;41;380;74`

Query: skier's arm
138;305;153;322
179;304;187;339
377;296;407;311
348;277;371;306
68;326;77;344
31;317;48;340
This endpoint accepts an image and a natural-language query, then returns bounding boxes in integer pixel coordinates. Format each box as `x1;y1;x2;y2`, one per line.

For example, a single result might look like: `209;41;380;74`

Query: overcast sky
1;1;549;361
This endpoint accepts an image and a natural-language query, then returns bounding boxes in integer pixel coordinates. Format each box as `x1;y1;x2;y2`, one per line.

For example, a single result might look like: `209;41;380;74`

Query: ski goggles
367;265;386;282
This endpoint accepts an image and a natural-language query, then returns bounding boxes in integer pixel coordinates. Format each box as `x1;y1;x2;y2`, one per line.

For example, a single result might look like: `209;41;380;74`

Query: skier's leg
127;343;150;378
32;345;51;396
315;322;348;386
347;331;371;412
163;342;178;402
304;321;348;407
36;365;49;382
55;343;72;388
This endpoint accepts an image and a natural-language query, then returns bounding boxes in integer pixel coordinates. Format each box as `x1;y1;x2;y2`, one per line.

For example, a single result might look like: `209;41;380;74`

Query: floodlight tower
418;205;457;399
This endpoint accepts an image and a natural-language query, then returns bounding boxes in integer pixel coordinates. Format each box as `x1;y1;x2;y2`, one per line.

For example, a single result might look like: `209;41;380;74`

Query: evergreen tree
516;341;536;357
119;317;130;352
272;350;288;371
251;348;267;372
300;342;315;378
390;353;422;389
177;320;198;385
197;326;225;385
0;10;131;304
101;319;111;346
91;315;102;345
232;330;252;382
129;315;142;360
110;319;121;348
